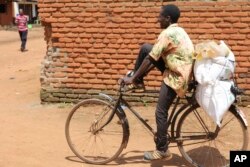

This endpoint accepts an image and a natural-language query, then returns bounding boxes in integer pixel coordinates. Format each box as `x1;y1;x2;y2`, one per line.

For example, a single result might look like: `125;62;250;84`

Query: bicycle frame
98;83;198;144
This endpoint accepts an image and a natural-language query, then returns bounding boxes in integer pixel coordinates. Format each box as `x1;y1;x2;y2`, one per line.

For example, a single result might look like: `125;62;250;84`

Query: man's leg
134;43;152;72
155;82;176;152
144;82;176;160
21;30;28;51
19;31;23;50
133;43;165;83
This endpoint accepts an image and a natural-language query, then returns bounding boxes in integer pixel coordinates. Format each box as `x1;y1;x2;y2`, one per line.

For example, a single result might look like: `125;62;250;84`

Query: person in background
122;4;194;161
15;9;28;52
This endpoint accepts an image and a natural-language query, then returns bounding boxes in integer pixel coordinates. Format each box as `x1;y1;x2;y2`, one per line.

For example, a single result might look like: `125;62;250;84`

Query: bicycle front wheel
65;98;127;164
177;105;248;167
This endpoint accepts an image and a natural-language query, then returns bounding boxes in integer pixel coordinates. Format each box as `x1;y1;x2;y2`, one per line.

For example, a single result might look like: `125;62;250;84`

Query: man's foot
21;48;28;52
122;70;145;92
122;82;145;93
143;150;172;161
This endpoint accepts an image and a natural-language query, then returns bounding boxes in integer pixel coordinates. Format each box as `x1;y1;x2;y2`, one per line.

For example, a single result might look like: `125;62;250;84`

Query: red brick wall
38;0;250;106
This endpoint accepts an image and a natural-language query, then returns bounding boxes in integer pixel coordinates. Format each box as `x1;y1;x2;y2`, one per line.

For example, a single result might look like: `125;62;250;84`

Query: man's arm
15;16;18;24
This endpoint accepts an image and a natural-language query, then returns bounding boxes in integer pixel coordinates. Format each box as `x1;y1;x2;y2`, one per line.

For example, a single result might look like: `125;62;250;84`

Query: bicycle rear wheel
65;98;127;164
177;105;248;167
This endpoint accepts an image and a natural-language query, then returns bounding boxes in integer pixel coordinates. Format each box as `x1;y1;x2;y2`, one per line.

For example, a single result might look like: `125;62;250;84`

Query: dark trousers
19;30;28;49
134;43;177;152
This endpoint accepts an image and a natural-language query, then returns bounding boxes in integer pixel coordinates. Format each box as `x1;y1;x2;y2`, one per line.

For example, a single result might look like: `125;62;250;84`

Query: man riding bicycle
122;4;194;161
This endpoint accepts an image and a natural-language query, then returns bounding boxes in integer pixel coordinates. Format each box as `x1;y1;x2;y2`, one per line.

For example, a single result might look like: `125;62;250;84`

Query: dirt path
0;27;249;167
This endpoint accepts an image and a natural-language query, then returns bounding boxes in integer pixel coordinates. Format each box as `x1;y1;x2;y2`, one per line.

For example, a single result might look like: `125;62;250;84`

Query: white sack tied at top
193;40;236;126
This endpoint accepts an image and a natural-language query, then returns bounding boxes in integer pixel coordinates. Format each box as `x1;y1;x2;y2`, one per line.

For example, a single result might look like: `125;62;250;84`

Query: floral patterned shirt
149;24;194;97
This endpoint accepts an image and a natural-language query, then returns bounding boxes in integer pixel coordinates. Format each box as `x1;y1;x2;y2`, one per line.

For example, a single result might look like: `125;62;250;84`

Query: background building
0;0;38;26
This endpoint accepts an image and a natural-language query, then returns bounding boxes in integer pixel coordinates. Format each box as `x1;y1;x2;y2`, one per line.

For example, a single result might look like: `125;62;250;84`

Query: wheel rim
177;107;248;167
65;99;126;164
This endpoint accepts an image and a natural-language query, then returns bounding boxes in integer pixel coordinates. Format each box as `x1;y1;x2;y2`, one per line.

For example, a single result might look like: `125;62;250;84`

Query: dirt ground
0;27;249;167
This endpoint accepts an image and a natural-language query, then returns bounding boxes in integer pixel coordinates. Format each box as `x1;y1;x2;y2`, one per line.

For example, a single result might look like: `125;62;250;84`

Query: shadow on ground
65;150;187;167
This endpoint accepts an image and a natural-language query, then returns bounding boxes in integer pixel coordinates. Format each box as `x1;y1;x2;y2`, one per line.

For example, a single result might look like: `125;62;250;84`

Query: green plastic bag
28;24;32;29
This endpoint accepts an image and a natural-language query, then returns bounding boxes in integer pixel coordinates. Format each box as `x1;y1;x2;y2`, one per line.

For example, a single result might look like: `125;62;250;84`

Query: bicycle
65;80;248;167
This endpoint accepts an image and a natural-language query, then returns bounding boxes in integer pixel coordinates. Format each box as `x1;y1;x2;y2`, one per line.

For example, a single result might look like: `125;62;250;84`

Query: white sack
196;81;235;126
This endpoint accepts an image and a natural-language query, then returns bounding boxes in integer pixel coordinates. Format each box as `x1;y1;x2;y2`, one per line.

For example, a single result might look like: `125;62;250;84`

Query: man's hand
122;75;134;85
118;75;134;85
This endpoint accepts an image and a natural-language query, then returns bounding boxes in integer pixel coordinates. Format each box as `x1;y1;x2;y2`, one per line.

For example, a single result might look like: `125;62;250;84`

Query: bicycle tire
176;105;248;167
65;98;127;164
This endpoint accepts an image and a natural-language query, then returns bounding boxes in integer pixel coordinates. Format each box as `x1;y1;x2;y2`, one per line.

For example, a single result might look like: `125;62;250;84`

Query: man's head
158;4;180;29
19;9;24;16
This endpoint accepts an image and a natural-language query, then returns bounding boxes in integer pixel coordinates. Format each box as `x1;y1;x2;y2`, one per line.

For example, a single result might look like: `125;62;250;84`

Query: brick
60;58;74;63
75;69;88;73
77;43;91;49
104;59;117;64
72;7;81;12
75;58;88;63
117;59;132;64
236;57;248;62
96;64;111;69
216;12;231;17
222;29;238;34
216;23;232;28
96;74;110;79
53;72;66;78
233;23;248;28
88;48;102;53
58;18;71;23
238;62;250;67
85;28;100;33
59;38;73;43
106;44;119;49
198;23;215;29
67;63;81;68
85;8;99;12
102;80;116;85
200;13;215;17
74;78;88;83
50;3;64;8
65;22;79;28
39;14;51;21
239;29;250;34
124;3;139;7
59;8;71;12
232;12;248;17
65;3;78;7
89;59;103;64
61;68;74;73
88;69;103;73
45;17;57;23
230;35;246;40
103;49;116;54
92;84;107;89
111;64;126;69
206;18;223;23
65;12;79;18
241;17;250;22
43;7;57;12
240;51;250;56
68;73;81;78
92;12;106;18
93;43;106;49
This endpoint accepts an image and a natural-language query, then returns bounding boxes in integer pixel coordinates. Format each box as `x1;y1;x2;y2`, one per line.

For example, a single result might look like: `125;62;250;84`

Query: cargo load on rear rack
194;40;236;126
